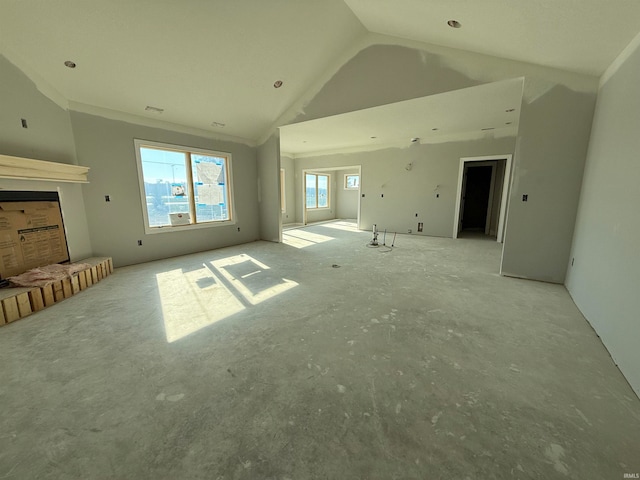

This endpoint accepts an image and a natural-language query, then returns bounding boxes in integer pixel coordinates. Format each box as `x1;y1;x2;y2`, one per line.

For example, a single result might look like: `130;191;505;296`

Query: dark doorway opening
461;166;493;231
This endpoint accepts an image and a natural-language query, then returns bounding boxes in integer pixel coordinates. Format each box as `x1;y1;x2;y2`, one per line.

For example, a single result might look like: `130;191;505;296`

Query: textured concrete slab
1;221;638;479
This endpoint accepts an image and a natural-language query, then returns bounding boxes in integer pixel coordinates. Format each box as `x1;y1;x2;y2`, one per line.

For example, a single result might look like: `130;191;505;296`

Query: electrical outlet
408;229;412;234
436;193;440;198
571;257;575;266
237;227;240;232
522;194;528;202
137;240;142;246
21;118;28;128
105;195;111;202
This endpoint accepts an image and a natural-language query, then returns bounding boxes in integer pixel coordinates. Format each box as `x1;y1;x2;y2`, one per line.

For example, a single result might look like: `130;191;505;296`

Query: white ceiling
280;78;524;156
0;0;365;142
1;1;639;144
344;0;640;77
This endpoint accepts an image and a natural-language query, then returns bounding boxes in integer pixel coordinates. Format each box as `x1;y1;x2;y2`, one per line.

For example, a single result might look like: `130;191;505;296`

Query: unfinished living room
1;1;639;479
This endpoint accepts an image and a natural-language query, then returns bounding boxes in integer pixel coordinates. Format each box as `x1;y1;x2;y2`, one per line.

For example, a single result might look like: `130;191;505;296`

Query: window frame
134;139;236;234
305;172;330;210
344;174;360;190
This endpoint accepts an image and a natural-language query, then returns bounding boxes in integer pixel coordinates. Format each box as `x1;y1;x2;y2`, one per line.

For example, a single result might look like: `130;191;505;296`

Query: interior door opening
461;164;495;235
453;155;512;242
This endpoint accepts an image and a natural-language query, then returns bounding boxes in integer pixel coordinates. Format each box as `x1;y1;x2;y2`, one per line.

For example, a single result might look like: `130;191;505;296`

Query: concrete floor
1;220;639;479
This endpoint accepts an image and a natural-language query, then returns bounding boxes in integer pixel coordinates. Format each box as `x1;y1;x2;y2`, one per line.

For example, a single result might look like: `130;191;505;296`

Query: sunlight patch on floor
317;220;360;233
282;229;335;249
156;265;244;343
210;254;297;305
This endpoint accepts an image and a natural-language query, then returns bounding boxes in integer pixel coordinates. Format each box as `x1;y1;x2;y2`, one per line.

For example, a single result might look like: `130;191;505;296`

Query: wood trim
0;154;89;183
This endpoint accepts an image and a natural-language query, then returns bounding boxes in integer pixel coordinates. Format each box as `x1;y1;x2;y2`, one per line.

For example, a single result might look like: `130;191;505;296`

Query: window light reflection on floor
156;255;298;343
210;254;297;306
156;266;244;343
282;228;335;249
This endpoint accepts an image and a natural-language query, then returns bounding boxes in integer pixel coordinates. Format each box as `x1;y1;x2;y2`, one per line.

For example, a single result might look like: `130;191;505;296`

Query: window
344;174;360;190
280;168;286;213
306;173;329;209
134;139;234;233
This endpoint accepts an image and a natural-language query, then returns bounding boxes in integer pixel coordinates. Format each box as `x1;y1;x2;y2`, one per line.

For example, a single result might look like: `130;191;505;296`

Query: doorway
461;165;494;233
300;165;361;228
453;154;512;242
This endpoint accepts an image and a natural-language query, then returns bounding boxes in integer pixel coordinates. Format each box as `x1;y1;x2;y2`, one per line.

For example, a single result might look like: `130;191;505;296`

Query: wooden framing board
0;257;113;328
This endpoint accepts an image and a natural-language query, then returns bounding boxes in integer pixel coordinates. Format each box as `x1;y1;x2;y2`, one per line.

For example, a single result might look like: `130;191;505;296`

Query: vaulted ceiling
1;1;639;145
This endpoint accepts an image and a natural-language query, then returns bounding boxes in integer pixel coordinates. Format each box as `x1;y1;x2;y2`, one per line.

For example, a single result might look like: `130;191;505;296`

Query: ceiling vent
145;106;164;114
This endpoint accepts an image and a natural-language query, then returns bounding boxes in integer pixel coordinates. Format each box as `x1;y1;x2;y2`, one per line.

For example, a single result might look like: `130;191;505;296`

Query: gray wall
280;155;296;225
0;54;93;261
71;111;259;267
336;168;359;219
566;41;640;397
0;55;77;165
283;42;598;283
500;81;595;283
294;136;516;235
257;134;281;242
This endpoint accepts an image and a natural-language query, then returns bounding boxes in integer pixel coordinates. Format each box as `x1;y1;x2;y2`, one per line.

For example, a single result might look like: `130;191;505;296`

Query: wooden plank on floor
97;265;103;281
62;278;73;298
71;275;80;294
53;281;65;302
0;303;5;326
90;266;98;284
85;269;93;287
3;297;20;323
16;292;32;318
42;284;55;307
29;289;45;312
107;258;113;274
79;271;88;289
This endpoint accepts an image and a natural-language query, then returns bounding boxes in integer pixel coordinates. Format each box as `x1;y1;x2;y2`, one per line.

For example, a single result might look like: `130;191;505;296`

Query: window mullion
315;175;319;208
185;152;197;223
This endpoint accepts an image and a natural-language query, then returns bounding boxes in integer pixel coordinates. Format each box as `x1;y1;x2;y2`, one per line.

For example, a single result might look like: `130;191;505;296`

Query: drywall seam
282;127;518;159
261;32;598;146
600;30;640;87
1;50;69;110
68;102;256;147
257;32;372;146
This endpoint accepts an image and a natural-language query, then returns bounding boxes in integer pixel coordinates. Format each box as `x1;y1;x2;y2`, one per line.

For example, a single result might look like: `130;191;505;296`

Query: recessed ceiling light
273;80;283;88
506;122;513;125
64;60;76;68
447;20;462;29
370;136;377;139
481;127;495;131
211;121;226;128
145;105;164;114
506;108;515;112
432;128;439;131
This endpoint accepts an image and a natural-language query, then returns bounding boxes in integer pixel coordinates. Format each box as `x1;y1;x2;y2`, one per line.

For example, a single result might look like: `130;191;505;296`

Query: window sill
144;219;236;235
